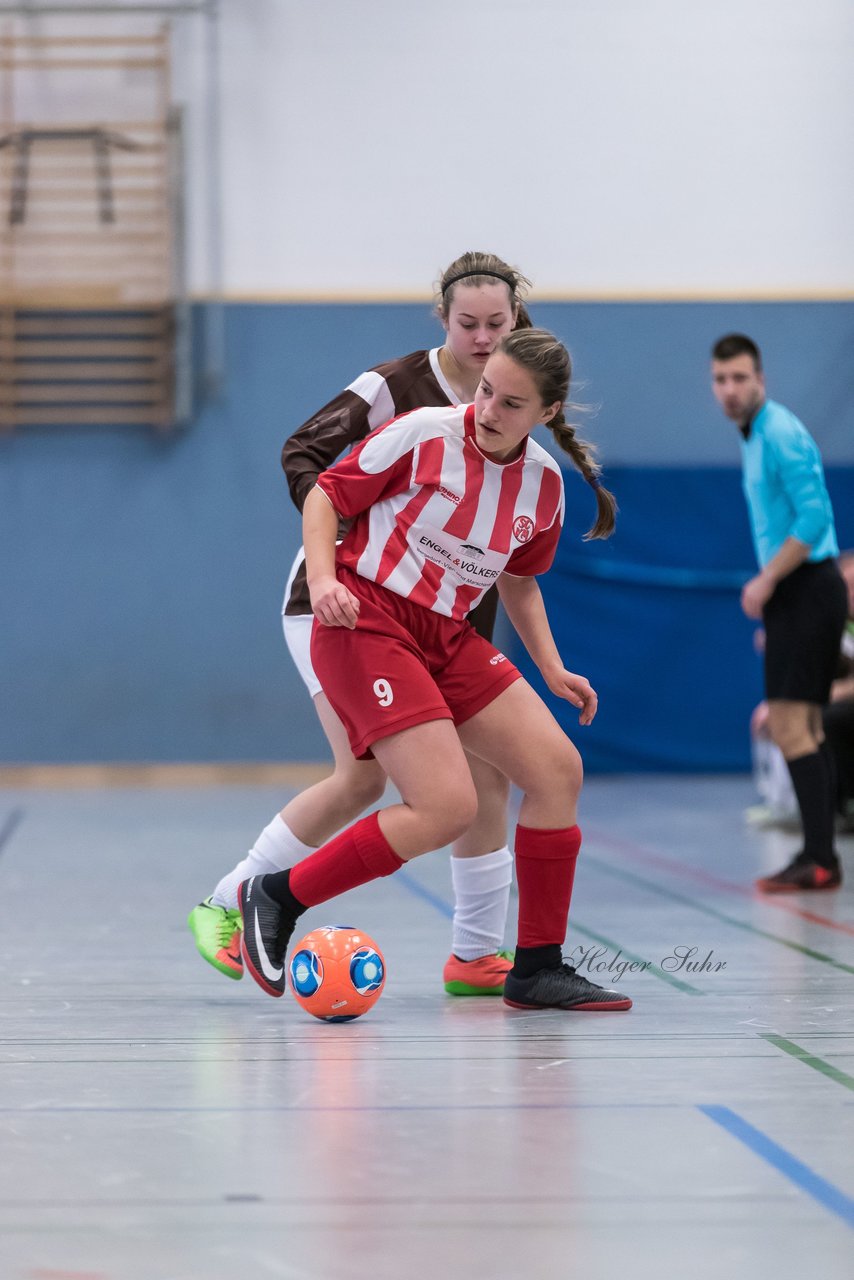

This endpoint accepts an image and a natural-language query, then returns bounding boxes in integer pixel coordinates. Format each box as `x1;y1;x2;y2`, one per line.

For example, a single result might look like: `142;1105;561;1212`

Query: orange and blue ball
288;925;385;1022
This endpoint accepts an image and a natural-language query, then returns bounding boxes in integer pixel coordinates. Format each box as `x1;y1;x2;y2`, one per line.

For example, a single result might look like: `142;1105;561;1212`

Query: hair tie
442;269;516;295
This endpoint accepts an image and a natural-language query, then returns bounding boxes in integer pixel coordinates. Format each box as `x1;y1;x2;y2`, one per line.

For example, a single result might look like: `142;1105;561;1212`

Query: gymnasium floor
1;774;853;1280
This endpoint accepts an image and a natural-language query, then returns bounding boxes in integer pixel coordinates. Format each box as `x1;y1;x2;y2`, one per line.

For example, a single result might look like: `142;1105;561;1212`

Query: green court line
398;862;703;994
760;1034;854;1092
570;921;704;995
584;854;854;977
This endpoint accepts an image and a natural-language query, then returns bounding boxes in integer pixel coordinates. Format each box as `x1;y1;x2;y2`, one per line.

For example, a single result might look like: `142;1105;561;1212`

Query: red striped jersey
315;403;565;620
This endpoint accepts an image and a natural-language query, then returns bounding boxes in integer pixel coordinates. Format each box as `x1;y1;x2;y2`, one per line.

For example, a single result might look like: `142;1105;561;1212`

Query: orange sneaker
443;950;514;996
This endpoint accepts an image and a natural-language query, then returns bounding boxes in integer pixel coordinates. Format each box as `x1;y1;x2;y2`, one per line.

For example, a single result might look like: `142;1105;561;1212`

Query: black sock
512;944;562;978
260;869;307;918
786;751;838;869
819;738;841;816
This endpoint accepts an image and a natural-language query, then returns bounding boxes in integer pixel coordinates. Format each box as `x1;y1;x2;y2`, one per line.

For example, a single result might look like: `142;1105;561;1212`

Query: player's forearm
761;536;811;585
303;486;341;585
497;575;563;674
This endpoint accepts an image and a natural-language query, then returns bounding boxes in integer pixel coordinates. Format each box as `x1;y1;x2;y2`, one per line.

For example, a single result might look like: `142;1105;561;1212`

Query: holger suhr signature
567;944;727;982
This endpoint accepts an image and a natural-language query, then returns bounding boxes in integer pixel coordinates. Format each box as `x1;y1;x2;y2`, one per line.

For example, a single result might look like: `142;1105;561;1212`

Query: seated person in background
748;697;798;828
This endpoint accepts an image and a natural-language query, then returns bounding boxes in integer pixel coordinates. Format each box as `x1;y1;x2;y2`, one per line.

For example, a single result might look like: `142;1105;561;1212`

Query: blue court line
395;865;454;919
0;808;23;860
699;1105;854;1229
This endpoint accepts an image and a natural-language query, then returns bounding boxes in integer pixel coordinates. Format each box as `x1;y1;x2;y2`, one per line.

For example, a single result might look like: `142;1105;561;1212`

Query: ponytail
548;410;616;540
498;328;616;541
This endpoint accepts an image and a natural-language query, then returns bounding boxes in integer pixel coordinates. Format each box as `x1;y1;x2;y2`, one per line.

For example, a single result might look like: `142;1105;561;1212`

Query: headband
441;269;516;295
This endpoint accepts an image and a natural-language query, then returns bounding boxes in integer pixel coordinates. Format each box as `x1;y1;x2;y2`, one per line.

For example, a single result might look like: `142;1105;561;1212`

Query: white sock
450;847;513;961
211;816;315;910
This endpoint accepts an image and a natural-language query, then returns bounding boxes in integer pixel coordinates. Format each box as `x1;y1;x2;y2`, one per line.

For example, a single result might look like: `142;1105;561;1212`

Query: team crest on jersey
513;515;534;544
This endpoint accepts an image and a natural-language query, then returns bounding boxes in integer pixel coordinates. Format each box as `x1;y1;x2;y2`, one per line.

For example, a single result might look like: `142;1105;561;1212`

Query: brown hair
435;251;533;331
498;329;616;540
712;333;762;371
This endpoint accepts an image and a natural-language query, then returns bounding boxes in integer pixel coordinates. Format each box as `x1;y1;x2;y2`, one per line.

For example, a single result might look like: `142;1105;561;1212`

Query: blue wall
515;465;854;772
2;301;852;767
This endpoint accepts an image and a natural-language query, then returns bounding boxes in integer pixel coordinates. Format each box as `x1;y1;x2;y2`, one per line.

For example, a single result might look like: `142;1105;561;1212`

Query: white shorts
282;547;322;699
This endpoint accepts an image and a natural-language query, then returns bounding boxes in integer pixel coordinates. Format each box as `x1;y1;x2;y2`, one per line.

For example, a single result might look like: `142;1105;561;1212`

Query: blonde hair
435;251;533;331
498;329;616;540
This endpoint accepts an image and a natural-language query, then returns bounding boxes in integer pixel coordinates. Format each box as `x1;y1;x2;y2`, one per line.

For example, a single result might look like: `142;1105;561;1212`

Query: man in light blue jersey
712;333;848;891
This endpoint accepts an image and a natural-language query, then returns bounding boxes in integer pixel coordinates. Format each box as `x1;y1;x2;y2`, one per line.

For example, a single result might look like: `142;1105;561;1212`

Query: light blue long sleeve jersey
740;399;839;569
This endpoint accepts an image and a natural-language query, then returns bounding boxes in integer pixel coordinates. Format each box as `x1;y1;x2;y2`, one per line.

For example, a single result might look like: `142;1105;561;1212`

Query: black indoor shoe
504;963;633;1011
756;851;841;893
237;876;295;997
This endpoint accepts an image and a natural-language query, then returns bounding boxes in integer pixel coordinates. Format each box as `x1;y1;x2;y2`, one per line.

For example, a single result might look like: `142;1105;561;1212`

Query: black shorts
763;559;848;704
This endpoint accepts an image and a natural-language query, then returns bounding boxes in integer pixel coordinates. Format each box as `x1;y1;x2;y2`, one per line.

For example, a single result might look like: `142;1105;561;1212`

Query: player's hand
542;665;598;725
750;700;770;735
741;572;775;620
310;576;360;629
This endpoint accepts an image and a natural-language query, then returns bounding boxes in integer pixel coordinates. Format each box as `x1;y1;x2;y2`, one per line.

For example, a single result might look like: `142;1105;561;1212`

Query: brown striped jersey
282;348;462;616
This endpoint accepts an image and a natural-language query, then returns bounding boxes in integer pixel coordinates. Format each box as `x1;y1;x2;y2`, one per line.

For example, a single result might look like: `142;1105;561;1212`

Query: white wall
192;0;854;297
1;1;850;297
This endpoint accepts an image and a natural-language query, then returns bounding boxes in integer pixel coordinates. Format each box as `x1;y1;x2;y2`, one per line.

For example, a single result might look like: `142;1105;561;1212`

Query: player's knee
468;756;511;807
766;706;813;757
350;769;388;811
430;780;479;846
549;737;583;803
333;761;387;810
510;730;583;807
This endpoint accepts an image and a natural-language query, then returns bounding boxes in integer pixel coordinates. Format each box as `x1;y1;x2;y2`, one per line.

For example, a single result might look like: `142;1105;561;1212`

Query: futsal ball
288;925;386;1022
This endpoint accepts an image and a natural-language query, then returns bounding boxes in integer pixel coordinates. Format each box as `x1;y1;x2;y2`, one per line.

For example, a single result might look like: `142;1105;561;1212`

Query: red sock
515;824;581;947
289;811;403;907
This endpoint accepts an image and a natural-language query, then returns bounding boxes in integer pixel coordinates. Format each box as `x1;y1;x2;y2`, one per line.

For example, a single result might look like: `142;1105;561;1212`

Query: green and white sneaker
187;897;243;979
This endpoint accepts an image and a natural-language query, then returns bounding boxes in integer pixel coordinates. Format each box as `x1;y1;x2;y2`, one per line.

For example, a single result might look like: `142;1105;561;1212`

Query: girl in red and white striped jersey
238;329;634;1012
191;252;539;997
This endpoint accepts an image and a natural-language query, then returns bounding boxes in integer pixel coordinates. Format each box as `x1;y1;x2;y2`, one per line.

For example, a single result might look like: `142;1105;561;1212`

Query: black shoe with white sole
237;876;296;997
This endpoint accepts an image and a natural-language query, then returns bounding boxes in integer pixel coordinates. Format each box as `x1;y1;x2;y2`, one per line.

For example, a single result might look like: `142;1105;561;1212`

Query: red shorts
310;567;522;759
